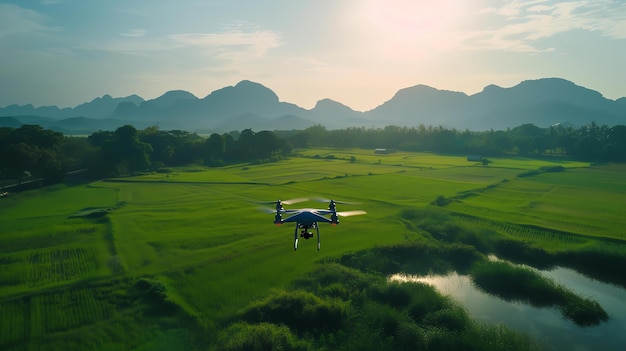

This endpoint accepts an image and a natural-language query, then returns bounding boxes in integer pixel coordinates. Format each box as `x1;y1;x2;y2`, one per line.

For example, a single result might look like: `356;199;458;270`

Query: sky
1;0;625;112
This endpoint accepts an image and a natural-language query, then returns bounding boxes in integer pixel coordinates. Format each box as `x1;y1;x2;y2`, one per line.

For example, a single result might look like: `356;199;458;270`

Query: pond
389;263;626;350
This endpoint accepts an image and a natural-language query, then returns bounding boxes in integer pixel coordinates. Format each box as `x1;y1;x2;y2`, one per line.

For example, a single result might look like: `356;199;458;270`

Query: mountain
0;117;22;128
1;78;624;133
463;78;621;129
308;99;368;128
145;90;198;109
0;95;145;121
366;85;469;126
363;78;625;130
73;94;144;118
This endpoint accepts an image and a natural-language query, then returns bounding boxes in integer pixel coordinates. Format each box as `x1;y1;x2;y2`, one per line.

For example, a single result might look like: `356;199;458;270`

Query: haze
1;0;625;111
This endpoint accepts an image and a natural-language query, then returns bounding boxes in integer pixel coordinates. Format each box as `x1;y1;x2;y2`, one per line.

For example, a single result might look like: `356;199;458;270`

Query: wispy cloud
465;0;626;52
0;4;55;38
121;29;146;38
41;0;64;5
168;22;283;62
92;20;282;63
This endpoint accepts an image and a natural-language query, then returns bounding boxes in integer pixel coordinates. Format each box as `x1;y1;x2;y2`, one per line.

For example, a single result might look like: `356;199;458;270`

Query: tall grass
470;260;608;326
216;261;544;351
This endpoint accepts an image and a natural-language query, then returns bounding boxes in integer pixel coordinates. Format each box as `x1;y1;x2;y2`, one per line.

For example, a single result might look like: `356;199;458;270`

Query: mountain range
1;78;625;134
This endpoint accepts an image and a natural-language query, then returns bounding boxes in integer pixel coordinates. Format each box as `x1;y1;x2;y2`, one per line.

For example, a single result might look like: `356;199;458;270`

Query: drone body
265;198;366;250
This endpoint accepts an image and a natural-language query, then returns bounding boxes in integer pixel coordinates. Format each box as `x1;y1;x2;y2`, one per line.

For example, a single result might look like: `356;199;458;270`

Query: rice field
0;149;624;350
445;163;626;241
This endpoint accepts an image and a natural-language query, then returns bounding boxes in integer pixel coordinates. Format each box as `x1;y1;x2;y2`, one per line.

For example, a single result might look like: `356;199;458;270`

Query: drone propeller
258;206;278;214
257;206;301;214
257;197;309;205
337;210;367;217
313;198;361;205
281;197;309;205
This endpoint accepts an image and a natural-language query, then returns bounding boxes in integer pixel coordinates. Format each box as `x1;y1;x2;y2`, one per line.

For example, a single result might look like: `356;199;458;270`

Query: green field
0;149;623;350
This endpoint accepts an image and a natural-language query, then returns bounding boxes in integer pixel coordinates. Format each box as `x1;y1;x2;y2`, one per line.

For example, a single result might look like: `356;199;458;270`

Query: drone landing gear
293;223;320;251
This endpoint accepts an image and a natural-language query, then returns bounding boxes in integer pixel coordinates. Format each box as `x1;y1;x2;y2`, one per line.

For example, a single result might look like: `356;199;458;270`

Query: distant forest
1;122;625;187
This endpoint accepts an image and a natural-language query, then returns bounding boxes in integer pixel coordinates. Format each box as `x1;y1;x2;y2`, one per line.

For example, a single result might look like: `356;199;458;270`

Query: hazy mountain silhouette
308;99;369;128
146;90;198;109
1;78;624;133
365;78;625;129
0;117;21;128
73;94;144;118
366;85;469;127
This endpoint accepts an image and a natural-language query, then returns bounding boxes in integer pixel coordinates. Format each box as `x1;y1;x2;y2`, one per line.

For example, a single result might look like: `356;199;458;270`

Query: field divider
449;212;624;245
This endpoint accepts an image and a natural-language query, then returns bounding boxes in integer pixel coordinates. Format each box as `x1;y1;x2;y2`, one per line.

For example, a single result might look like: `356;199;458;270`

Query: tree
205;133;226;165
95;125;153;176
115;125;153;173
0;125;65;184
606;125;626;161
230;128;256;160
252;131;291;160
60;136;98;171
139;126;174;167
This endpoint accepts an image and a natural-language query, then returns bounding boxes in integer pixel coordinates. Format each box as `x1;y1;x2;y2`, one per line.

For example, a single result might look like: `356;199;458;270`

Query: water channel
389;261;626;350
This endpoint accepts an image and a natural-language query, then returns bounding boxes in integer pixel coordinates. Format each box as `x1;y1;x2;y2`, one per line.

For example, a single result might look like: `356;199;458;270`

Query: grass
214;262;545;351
0;148;624;350
445;164;626;241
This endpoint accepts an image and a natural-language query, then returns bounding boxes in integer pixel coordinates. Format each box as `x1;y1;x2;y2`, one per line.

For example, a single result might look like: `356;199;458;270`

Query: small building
467;155;482;162
374;148;388;154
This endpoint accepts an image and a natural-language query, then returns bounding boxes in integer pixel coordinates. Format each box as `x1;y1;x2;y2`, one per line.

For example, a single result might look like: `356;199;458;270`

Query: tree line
283;122;626;162
0;125;290;185
1;121;625;186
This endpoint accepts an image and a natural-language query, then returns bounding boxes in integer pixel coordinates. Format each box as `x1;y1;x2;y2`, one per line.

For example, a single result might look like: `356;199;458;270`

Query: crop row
26;247;99;288
0;287;116;347
455;215;588;245
31;288;115;335
451;204;602;236
149;234;242;251
0;222;99;254
0;298;28;347
1;247;99;289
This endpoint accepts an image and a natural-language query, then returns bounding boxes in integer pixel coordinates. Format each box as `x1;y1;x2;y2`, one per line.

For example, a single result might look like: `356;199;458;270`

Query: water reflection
389;267;626;351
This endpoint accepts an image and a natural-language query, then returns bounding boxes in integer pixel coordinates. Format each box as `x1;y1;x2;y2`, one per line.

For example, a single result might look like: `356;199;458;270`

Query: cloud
121;29;146;38
466;0;626;52
167;22;283;62
0;3;54;38
89;20;282;64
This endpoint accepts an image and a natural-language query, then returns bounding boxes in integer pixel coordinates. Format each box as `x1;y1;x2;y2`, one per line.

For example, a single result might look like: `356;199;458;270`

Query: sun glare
348;0;476;60
362;0;470;36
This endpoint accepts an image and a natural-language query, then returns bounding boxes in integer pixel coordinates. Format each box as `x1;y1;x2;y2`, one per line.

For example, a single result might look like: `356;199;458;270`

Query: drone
260;198;366;250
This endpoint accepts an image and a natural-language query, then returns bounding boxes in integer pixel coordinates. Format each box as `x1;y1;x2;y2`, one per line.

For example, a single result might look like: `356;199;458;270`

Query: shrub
240;289;346;333
422;306;469;332
517;169;541;178
431;195;452;206
370;282;413;309
216;322;310;351
407;284;449;322
540;165;565;172
470;261;562;306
